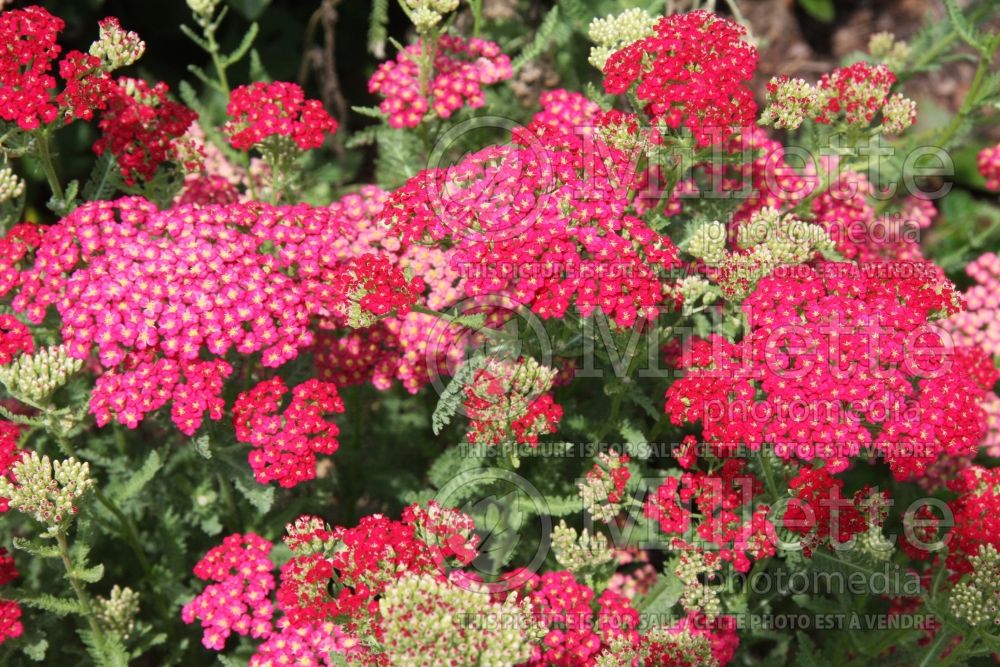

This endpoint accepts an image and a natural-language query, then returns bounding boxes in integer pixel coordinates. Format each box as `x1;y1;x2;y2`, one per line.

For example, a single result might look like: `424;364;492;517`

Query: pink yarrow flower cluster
224;81;338;151
979;143;1000;190
368;35;512;128
945;252;1000;357
182;533;276;650
0;197;412;436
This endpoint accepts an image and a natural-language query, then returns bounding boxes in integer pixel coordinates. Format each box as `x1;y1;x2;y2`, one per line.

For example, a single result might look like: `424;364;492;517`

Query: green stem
33;130;65;203
930;36;997;150
93;489;153;577
55;529;107;654
217;473;242;532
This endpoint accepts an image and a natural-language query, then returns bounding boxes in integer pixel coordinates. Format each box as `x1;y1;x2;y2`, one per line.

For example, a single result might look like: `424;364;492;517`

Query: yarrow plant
0;1;997;666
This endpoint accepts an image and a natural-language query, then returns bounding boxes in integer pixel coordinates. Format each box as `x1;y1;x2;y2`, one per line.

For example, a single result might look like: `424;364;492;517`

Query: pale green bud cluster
552;520;613;573
577;451;629;524
678;276;718;310
0;453;94;535
950;544;1000;628
675;551;722;620
760;77;820;130
0;345;83;406
95;585;140;640
0;166;25;204
869;31;912;71
595;626;716;667
89;20;146;70
717;208;835;299
405;0;460;32
186;0;220;20
737;207;835;264
685;220;728;267
378;573;542;666
880;93;917;135
587;8;656;70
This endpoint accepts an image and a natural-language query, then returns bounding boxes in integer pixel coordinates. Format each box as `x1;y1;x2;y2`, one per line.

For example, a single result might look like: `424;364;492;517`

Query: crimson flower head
224;81;337;151
94;78;198;184
0;5;65;130
602;10;758;146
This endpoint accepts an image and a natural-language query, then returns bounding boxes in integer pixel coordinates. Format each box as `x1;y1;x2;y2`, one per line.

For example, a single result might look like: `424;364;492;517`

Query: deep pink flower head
368;36;512;128
225;81;337;151
602;10;758;146
979;143;1000;191
181;533;276;650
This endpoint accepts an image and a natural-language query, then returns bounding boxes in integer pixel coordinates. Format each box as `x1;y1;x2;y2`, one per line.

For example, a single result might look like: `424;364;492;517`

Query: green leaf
249;48;269;82
79;629;129;667
72;563;105;584
81;152;120;202
112;450;162;504
214;449;275;513
193;434;213;460
431;356;485;435
533;492;580;517
944;0;987;52
467;490;524;573
636;571;683;628
17;593;84;617
795;631;832;667
227;0;270;21
368;0;391;58
351;105;386;120
21;638;48;661
798;0;835;23
12;537;59;559
427;445;484;489
223;21;259;67
513;7;560;71
374;127;422;188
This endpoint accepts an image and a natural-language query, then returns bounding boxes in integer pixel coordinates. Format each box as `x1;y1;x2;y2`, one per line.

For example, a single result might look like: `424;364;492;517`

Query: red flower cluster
233;378;344;488
57;51;114;123
783;466;868;557
94;78;197;183
224;81;337;151
665;262;989;480
0;315;33;365
276;507;475;626
369;36;512;128
332;253;424;325
181;533;276;650
815;62;896;126
464;357;563;447
517;570;628;665
944;466;1000;579
0;6;64;130
0;421;21;513
602;10;758;146
645;461;775;572
0;548;21;645
378;108;682;329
